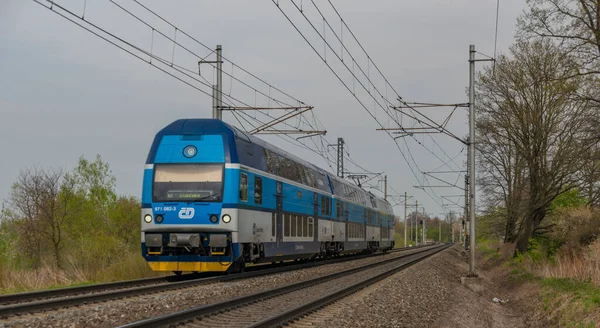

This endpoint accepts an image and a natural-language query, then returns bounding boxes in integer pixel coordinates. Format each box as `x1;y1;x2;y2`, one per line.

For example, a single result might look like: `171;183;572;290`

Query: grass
538;278;600;327
0;251;165;295
499;239;600;327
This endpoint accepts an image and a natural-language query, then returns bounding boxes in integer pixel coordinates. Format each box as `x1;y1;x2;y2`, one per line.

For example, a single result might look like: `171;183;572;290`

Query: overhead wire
273;0;461;210
35;0;359;175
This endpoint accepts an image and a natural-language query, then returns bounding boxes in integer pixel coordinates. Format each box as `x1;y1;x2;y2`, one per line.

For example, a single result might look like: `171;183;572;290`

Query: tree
109;195;141;250
8;166;77;268
519;0;600;77
477;70;529;243
476;40;594;254
72;154;116;225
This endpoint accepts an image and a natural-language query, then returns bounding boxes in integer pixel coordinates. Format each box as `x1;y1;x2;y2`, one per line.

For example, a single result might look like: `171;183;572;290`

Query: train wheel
173;271;182;276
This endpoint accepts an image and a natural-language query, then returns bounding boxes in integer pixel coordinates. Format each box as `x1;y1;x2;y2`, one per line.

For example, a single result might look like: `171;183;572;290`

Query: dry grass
0;265;90;294
0;251;165;295
527;239;600;287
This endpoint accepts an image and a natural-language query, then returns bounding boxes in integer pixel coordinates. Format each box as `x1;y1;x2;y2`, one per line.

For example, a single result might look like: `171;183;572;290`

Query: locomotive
141;119;395;274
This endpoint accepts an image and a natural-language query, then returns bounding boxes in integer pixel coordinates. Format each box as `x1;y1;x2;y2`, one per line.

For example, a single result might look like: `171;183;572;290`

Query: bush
549;207;600;249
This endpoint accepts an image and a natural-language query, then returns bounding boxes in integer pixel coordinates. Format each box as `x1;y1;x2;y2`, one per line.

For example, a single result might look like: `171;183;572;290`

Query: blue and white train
141;119;396;274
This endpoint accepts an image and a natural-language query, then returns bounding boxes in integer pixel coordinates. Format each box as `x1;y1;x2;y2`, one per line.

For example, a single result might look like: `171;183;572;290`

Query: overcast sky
0;0;527;218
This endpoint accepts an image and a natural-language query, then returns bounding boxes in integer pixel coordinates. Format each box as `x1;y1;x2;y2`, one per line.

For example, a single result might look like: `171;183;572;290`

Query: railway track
118;243;450;328
0;244;431;318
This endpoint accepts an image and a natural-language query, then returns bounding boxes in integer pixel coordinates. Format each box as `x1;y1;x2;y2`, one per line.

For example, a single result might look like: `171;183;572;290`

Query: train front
140;119;241;274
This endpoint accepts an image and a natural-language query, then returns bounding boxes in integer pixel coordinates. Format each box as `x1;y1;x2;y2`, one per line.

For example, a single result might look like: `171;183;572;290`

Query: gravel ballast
0;247;436;328
288;245;537;328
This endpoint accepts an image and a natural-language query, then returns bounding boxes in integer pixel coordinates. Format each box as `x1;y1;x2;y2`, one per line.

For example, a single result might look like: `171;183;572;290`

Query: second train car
140;119;395;274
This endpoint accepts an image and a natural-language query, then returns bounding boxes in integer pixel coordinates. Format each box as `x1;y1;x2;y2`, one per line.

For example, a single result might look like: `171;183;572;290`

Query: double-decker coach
141;119;395;275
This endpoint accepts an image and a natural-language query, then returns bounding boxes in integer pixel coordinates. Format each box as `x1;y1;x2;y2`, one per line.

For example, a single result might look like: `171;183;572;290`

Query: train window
336;201;342;219
287;158;294;180
272;213;276;237
289;161;298;183
254;176;263;205
297;215;302;237
302;216;307;237
274;154;283;177
240;173;248;202
308;217;314;237
265;150;274;174
309;169;318;188
291;215;297;237
298;164;307;185
284;215;290;237
320;196;331;216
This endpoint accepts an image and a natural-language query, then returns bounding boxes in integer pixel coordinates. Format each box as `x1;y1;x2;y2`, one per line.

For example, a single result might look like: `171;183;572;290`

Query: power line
273;0;468;212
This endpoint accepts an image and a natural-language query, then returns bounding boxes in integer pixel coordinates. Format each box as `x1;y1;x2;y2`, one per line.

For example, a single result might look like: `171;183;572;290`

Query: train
140;118;396;274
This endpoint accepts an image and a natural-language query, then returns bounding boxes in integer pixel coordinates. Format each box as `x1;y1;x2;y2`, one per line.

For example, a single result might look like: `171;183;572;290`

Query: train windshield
153;164;223;202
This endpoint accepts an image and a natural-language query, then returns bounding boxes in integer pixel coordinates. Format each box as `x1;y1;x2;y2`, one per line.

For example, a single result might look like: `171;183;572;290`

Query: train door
276;181;283;244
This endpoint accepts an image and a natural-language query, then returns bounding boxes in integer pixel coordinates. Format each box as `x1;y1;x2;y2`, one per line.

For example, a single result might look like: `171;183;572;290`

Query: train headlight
155;215;163;223
222;214;231;224
209;215;219;223
144;214;152;223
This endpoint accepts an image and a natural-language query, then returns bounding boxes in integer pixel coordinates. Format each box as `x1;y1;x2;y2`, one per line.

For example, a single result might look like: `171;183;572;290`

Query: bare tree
476;40;594;254
519;0;600;75
8;166;76;268
476;109;528;243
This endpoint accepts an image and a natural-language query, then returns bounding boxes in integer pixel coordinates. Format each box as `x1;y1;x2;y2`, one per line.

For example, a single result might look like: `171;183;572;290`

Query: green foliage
550;189;588;212
394;232;406;248
0;154;155;292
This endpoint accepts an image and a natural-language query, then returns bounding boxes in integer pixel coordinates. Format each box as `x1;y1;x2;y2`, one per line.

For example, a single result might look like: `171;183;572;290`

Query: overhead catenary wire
272;0;463;210
34;0;363;177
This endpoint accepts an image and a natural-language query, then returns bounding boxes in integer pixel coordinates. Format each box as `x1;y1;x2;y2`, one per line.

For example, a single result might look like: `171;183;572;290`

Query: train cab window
240;173;248;202
254;176;263;204
308;217;314;237
153;164;223;202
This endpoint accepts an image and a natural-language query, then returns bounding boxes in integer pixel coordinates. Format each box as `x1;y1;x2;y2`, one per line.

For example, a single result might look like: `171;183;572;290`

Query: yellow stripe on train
148;261;232;272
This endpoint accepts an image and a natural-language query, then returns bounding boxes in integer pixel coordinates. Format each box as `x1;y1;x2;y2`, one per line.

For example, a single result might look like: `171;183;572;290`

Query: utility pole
337;138;344;178
415;200;418;245
439;217;441;242
384;175;387;201
422;207;425;245
216;45;223;120
468;44;476;276
467;44;493;277
199;45;224;120
404;192;407;247
464;174;468;246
